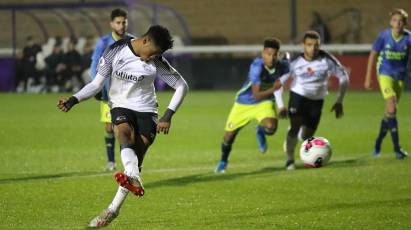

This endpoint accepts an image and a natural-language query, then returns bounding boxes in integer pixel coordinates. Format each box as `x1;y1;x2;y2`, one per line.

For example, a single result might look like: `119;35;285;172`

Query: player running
90;9;134;171
215;38;287;173
364;8;410;159
57;25;188;228
279;30;349;170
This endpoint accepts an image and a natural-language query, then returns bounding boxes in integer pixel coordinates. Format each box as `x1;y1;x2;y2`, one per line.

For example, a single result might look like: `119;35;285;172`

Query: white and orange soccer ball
299;137;332;167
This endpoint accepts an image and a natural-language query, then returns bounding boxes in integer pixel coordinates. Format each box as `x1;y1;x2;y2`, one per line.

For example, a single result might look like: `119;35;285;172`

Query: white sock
298;128;304;141
121;148;140;178
108;186;129;213
285;134;298;161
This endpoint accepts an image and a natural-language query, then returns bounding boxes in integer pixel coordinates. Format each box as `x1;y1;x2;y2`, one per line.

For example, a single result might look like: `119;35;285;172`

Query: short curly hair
143;25;174;53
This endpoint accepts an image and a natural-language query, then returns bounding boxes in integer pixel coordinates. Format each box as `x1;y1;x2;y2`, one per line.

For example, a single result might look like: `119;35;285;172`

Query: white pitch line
1;155;373;184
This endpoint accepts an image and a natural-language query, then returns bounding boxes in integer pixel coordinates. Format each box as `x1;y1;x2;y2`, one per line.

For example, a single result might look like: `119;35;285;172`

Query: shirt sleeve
154;56;184;89
372;32;385;53
326;55;349;103
154;56;189;112
248;61;263;85
326;54;348;81
279;63;293;85
96;44;119;79
90;38;106;79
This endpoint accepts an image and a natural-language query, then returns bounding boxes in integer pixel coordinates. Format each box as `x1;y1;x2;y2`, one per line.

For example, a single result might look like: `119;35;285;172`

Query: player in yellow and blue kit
364;9;410;159
215;38;287;173
90;9;134;170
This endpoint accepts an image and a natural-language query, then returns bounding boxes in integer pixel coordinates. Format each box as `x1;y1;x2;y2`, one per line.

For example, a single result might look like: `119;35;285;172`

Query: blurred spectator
44;44;65;92
310;11;331;44
16;36;42;91
14;50;24;92
63;38;85;91
82;36;94;70
81;36;95;83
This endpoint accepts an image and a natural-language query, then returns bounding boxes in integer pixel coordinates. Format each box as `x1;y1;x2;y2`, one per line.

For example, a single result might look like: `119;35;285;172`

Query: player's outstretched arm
56;74;105;112
364;50;378;90
57;96;79;112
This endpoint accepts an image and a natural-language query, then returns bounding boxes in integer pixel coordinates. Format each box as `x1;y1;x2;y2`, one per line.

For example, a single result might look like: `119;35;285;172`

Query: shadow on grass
0;156;368;186
145;156;369;189
239;197;411;218
0;171;110;184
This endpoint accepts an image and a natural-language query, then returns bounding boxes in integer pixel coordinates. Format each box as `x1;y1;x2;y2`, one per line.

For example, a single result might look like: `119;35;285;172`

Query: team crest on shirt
143;63;155;73
307;67;314;75
99;57;105;66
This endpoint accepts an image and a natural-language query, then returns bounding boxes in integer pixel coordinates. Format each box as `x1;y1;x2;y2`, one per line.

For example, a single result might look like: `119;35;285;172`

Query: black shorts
288;91;324;130
111;107;158;144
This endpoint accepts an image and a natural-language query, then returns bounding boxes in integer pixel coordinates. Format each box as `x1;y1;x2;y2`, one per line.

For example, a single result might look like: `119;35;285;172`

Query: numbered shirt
279;50;348;100
97;38;182;113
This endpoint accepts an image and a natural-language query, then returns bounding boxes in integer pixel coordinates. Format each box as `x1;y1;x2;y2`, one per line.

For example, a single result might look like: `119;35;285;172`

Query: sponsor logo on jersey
118;59;125;65
114;70;145;82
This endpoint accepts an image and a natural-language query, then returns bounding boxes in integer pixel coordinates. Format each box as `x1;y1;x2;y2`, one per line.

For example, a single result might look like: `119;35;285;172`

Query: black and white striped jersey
94;38;185;113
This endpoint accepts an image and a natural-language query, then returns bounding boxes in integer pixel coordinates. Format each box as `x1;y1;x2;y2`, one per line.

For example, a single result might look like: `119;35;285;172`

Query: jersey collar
127;39;140;57
391;29;404;42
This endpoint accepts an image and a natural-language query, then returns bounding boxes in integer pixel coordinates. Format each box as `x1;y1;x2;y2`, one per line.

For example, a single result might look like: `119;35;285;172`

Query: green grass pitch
0;91;410;229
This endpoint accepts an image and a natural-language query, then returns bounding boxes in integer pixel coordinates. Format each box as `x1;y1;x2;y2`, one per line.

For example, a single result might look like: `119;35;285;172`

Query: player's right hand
57;99;69;112
331;103;344;119
57;96;78;112
364;77;372;90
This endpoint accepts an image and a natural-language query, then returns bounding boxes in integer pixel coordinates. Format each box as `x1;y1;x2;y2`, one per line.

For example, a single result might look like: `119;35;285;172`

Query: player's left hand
278;107;288;119
157;121;171;134
331;103;343;118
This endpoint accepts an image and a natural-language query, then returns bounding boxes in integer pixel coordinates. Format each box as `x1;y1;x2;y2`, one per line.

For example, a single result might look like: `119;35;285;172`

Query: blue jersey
236;57;289;104
372;28;411;80
90;32;133;100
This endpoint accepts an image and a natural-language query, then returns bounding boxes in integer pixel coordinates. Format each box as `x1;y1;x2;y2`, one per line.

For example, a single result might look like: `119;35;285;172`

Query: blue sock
105;133;115;162
221;143;232;162
386;116;401;152
375;118;388;152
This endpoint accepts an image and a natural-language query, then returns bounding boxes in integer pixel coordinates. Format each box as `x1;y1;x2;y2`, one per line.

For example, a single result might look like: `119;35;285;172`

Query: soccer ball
299;137;332;168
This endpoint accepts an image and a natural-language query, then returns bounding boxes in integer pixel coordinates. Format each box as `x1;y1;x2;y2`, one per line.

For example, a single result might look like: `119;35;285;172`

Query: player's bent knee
115;124;134;145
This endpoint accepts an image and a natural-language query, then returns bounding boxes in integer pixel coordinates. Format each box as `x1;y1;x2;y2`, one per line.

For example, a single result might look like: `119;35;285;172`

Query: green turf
0;91;410;229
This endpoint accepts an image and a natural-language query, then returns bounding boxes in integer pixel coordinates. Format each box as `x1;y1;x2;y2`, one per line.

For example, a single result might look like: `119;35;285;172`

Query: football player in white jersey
57;25;189;228
278;31;349;170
